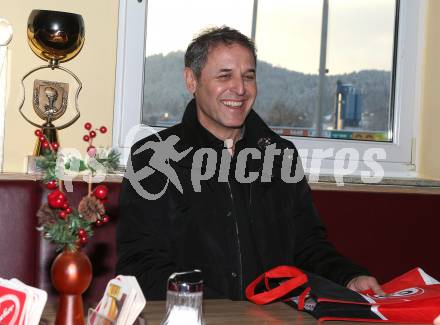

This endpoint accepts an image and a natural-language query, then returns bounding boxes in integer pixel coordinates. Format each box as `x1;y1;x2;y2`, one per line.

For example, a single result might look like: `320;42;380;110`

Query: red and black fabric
246;265;440;323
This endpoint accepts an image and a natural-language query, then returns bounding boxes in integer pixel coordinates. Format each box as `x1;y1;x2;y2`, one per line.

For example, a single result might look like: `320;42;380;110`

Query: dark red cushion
313;190;440;283
0;180;41;285
2;178;438;302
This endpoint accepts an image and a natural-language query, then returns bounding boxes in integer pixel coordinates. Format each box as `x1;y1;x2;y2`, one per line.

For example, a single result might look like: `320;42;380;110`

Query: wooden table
41;299;399;324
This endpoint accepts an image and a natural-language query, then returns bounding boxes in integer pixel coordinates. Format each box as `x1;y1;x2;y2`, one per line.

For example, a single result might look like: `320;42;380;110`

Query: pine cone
78;196;105;222
37;203;58;225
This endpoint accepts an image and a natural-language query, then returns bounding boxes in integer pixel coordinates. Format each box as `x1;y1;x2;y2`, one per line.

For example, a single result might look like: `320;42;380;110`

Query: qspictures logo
124;131;386;200
52;125;386;199
125;134;192;200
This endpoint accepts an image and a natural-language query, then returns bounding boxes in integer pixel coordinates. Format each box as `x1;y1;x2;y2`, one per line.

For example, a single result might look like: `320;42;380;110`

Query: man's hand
346;275;385;295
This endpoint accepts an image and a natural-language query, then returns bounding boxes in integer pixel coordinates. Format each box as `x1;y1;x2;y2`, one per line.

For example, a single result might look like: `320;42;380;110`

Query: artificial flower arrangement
35;122;120;251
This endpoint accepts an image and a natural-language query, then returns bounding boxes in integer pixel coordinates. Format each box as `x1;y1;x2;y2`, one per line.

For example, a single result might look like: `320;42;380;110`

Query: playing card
90;276;133;325
0;278;29;325
90;275;146;325
10;278;47;325
123;276;146;325
114;275;137;325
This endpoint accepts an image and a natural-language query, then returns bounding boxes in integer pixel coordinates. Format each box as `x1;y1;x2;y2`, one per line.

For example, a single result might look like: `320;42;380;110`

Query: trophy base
34;124;59;156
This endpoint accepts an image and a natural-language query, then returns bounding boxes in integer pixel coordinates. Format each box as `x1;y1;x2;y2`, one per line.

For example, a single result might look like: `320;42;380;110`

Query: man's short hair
184;26;257;79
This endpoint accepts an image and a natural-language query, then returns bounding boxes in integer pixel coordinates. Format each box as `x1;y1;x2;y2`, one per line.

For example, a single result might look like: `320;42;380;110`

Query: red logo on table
372;287;424;300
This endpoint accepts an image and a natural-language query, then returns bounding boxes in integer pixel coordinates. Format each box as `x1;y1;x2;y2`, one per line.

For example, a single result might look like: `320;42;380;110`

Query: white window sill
309;174;440;194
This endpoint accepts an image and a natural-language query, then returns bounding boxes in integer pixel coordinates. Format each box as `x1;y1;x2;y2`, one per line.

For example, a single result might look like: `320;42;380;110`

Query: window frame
113;0;427;178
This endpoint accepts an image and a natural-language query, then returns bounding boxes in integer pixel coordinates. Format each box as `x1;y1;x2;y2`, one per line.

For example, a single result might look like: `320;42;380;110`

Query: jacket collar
181;98;278;152
176;99;288;182
181;98;224;151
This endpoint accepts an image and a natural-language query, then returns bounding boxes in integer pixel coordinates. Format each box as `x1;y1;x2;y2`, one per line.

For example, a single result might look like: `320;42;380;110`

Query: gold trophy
18;10;85;155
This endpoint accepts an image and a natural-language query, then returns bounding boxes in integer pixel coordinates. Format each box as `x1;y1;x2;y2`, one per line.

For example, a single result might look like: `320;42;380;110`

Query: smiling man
116;26;383;300
184;38;257;146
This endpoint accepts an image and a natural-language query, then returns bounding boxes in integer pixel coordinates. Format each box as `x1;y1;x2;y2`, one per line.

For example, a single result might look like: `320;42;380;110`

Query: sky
145;0;396;75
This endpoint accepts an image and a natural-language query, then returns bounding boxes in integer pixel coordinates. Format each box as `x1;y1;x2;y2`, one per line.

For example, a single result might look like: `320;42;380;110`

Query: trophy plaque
18;9;85;156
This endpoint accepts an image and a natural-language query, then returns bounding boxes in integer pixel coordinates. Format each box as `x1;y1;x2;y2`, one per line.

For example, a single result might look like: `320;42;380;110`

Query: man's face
185;43;257;137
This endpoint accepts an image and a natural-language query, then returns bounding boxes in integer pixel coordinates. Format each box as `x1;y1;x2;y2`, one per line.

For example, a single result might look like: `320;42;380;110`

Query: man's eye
245;74;255;80
218;74;230;80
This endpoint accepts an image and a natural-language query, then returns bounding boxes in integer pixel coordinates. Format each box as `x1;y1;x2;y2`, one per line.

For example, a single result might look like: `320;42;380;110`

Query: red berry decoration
94;185;108;200
38;121;114;252
79;236;88;245
47;190;67;208
47;190;56;200
56;192;66;201
54;198;64;208
46;180;58;190
56;197;65;205
87;146;96;157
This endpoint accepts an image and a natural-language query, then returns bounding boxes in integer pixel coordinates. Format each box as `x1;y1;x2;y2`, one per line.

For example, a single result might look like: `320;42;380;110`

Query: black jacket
116;99;369;300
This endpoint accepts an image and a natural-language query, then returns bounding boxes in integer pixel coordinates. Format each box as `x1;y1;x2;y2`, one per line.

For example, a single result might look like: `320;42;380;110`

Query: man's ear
184;67;197;95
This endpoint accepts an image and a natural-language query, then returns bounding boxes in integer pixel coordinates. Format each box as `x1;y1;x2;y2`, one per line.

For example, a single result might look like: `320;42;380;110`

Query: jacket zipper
227;180;243;299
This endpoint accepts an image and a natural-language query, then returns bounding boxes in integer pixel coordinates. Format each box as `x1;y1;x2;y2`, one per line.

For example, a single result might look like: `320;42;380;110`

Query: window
141;0;254;127
114;0;427;178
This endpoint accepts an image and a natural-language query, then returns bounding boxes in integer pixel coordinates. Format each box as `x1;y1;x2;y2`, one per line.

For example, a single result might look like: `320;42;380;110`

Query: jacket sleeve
116;145;178;300
292;174;371;286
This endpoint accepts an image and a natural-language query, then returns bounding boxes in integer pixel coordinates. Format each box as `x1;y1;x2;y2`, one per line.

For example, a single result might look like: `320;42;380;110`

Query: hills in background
142;51;391;131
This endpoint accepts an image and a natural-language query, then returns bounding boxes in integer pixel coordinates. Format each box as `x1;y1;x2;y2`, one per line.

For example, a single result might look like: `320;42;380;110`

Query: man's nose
230;76;245;95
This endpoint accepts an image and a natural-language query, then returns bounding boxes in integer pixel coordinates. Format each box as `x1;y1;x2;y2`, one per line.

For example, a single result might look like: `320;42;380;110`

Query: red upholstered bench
313;189;440;283
0;180;41;285
0;177;439;303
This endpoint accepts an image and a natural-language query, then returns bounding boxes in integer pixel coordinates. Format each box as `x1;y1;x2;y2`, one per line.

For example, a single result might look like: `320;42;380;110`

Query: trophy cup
18;10;85;156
